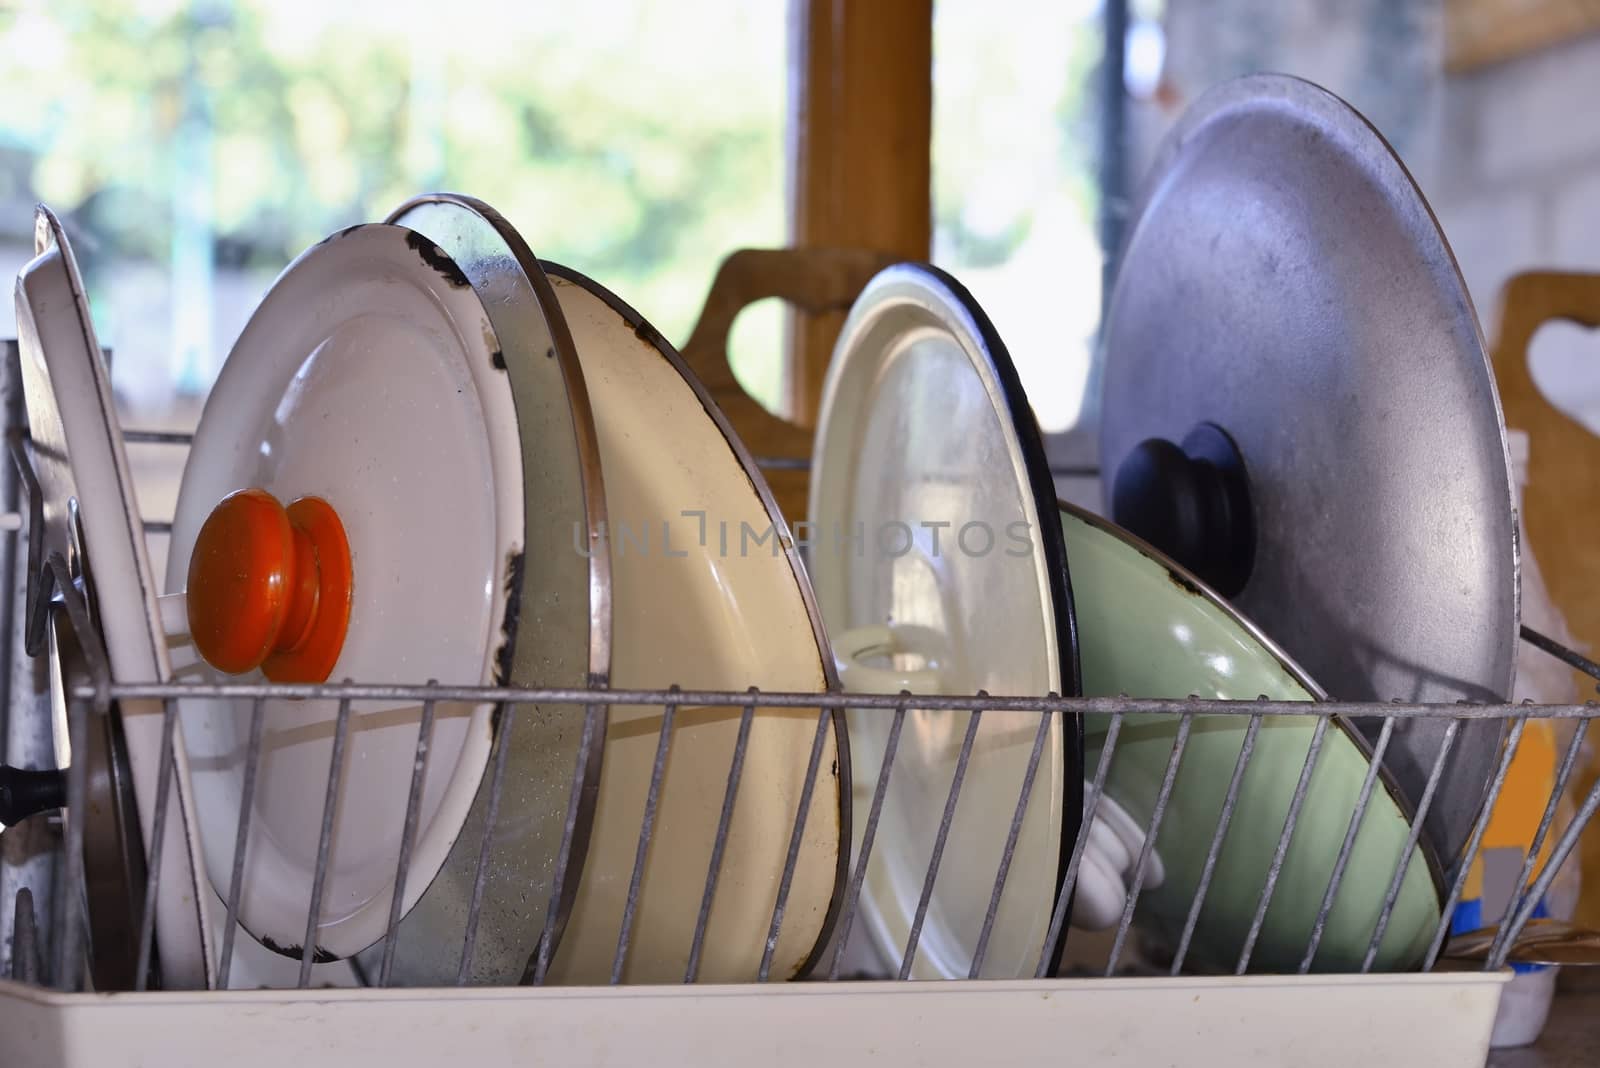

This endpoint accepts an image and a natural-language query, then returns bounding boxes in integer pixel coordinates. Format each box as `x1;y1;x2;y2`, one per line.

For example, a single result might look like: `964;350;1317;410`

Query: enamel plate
15;206;215;988
166;224;529;962
540;263;846;985
350;195;612;985
1062;502;1443;972
808;263;1083;979
1098;75;1517;874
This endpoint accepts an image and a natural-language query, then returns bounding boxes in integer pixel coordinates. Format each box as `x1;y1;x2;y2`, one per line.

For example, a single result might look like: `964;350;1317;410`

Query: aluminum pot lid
808;262;1083;979
15;205;215;987
165;223;540;963
1098;74;1518;872
338;195;612;986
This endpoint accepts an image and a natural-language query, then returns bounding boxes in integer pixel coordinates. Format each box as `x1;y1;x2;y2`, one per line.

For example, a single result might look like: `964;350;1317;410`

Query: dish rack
0;344;1594;1068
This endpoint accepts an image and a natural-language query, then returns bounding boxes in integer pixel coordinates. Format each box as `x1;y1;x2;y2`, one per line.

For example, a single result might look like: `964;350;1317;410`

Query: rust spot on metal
492;547;526;687
1165;566;1204;598
259;934;338;963
316;224;365;246
404;231;471;288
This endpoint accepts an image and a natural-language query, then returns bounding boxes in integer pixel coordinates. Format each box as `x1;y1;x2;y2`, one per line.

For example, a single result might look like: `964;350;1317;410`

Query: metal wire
827;698;907;980
1037;712;1123;979
1484;717;1590;967
899;704;984;979
217;696;266;988
299;696;353;988
1490;770;1600;970
1422;715;1528;970
377;690;436;988
1106;712;1193;975
1361;719;1460;973
611;693;678;984
133;698;180;992
19;666;1600;993
968;707;1053;979
529;701;604;986
759;708;831;982
1299;716;1394;972
71;679;1600;724
459;702;513;984
1235;715;1330;974
1170;712;1263;975
683;699;756;984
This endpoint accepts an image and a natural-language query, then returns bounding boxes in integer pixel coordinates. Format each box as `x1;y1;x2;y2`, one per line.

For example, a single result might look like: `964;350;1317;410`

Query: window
932;0;1109;435
0;0;789;416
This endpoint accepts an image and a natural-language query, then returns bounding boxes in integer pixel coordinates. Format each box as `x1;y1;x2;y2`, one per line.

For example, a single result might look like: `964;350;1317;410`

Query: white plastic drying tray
0;971;1508;1067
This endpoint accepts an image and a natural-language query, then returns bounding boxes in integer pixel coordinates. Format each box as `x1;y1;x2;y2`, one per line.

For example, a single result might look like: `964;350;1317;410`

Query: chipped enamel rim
167;223;523;960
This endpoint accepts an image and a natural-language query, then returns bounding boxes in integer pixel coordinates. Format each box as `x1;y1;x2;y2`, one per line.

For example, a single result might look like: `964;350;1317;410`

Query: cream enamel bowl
540;262;847;985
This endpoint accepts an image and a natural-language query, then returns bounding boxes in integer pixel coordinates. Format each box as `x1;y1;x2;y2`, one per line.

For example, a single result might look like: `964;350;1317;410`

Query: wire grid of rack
1;342;1597;1066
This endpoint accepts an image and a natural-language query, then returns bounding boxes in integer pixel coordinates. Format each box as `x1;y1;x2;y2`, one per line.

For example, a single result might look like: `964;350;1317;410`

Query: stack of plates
12;74;1517;986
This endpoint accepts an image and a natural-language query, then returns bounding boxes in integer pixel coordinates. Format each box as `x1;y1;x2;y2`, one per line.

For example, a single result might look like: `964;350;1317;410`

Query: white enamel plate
15;206;215;988
166;224;525;961
808;263;1083;980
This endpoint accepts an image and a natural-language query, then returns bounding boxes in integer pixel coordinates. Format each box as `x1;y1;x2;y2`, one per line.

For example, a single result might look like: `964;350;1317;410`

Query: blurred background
2;0;1599;508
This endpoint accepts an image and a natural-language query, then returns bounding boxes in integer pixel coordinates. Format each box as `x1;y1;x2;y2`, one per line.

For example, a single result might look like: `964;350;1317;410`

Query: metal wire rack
1;340;1598;1065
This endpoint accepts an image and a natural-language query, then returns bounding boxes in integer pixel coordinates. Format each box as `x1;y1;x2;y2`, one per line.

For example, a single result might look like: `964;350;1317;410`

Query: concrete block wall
1143;2;1600;429
1428;31;1600;430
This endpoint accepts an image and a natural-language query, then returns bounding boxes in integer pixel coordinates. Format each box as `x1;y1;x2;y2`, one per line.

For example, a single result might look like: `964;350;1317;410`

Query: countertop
1489;992;1599;1067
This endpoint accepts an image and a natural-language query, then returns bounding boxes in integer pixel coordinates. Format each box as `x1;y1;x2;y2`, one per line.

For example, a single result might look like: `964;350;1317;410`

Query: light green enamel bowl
1063;502;1445;972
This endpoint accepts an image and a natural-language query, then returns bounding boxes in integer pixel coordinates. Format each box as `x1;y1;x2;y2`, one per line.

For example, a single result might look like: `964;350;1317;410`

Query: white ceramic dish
165;224;525;961
14;206;215;988
807;263;1082;979
541;263;847;984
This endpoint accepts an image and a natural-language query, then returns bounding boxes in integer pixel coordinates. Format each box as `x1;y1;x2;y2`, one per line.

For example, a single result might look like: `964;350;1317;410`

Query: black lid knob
1110;422;1255;598
0;765;67;829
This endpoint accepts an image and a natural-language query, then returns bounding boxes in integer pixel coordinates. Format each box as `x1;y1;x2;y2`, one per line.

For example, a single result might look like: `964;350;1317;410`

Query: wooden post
788;0;932;425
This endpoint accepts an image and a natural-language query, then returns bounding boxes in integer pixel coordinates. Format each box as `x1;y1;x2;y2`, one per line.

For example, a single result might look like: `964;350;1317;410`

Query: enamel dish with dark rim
808;262;1084;980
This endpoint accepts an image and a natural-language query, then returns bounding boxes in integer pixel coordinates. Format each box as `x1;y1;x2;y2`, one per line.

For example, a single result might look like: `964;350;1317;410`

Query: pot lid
1098;75;1517;872
165;223;538;963
14;205;215;987
352;193;611;986
808;262;1082;979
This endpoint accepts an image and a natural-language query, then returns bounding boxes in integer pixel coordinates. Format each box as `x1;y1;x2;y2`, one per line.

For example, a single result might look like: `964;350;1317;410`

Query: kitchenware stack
8;73;1570;1004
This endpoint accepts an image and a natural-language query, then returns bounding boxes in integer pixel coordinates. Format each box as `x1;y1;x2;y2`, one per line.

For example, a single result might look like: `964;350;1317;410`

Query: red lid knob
186;489;352;683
